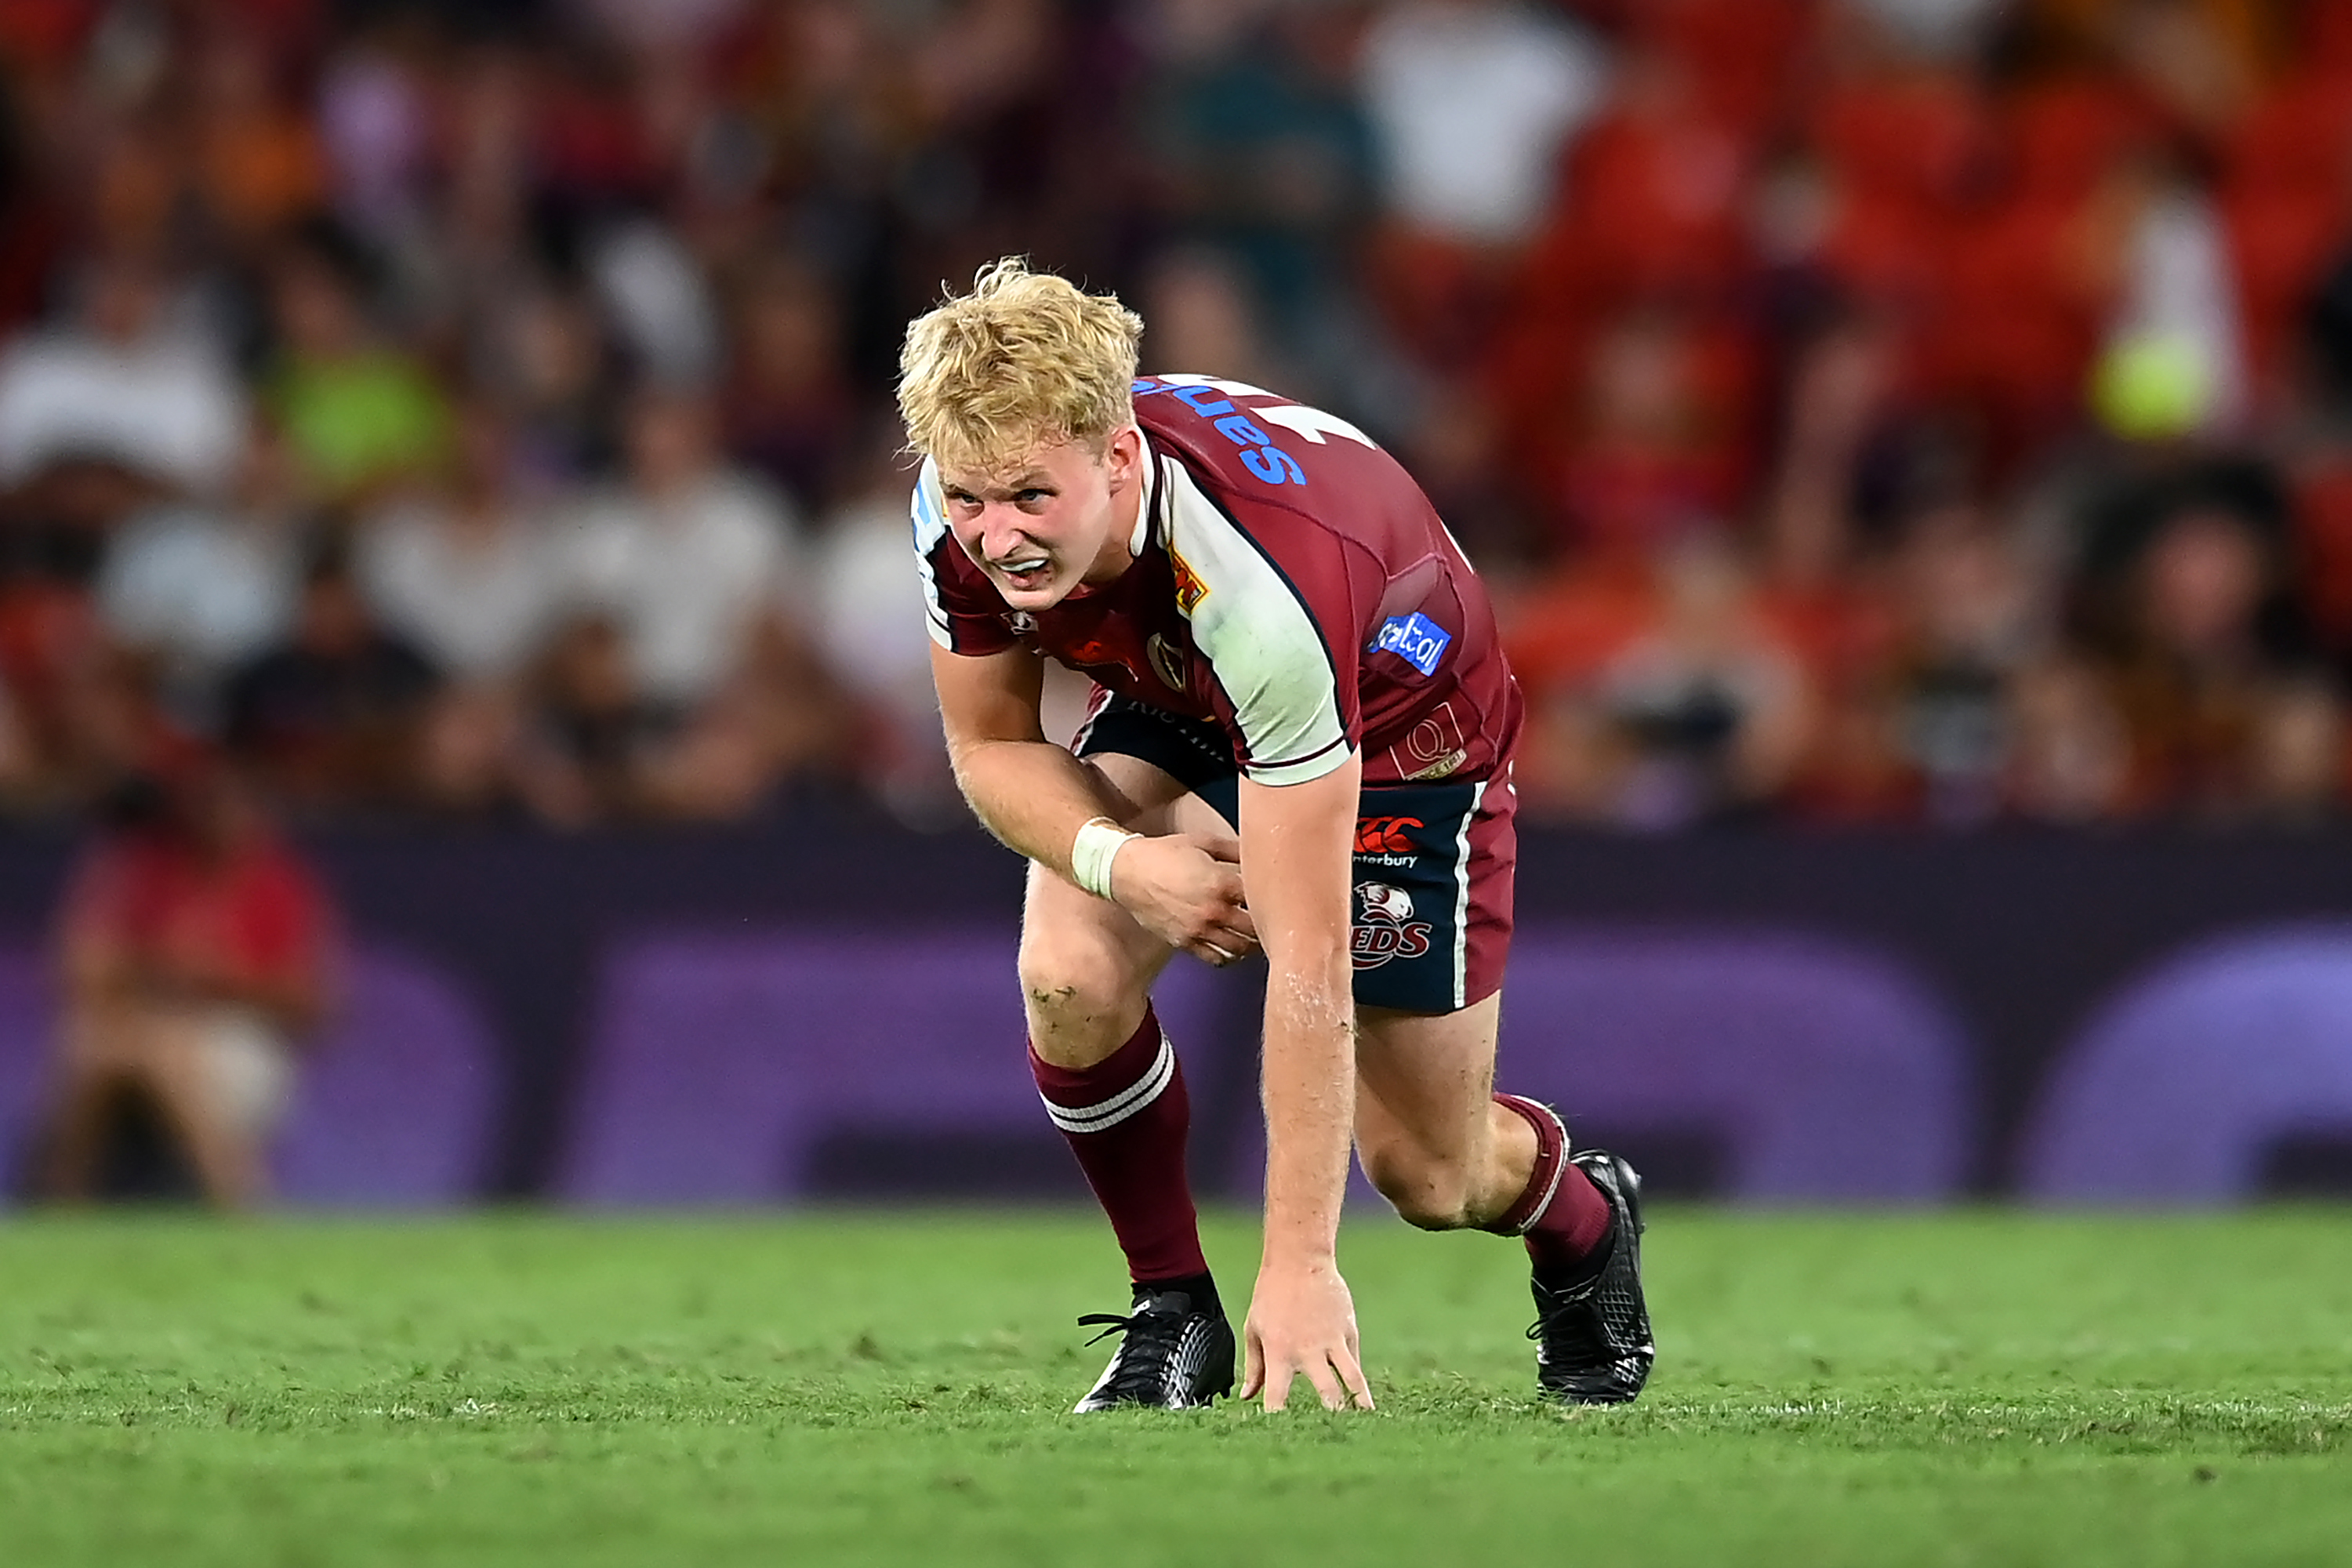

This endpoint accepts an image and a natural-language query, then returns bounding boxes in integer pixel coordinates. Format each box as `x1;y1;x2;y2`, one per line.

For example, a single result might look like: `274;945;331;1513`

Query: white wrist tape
1069;816;1138;900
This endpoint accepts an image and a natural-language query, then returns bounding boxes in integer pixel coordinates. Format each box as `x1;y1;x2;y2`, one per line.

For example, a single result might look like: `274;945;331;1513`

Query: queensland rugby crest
1386;699;1468;782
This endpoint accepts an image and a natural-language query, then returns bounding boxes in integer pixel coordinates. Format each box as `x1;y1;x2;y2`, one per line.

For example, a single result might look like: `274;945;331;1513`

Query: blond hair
897;258;1143;474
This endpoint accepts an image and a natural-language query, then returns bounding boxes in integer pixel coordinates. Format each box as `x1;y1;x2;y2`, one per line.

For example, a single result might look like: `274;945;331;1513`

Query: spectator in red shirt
38;750;339;1207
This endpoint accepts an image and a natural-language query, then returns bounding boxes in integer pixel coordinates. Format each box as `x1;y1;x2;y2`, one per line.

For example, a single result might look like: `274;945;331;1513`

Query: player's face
939;429;1141;609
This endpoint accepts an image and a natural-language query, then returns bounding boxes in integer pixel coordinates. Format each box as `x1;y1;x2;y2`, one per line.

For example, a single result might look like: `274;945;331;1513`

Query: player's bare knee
1018;942;1146;1065
1361;1143;1477;1231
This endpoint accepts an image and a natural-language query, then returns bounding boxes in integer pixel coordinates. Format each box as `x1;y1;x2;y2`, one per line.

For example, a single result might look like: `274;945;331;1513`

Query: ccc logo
1354;815;1423;855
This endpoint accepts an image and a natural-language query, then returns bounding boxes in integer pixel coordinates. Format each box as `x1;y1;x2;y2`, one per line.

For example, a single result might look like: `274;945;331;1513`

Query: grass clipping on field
2;1209;2350;1567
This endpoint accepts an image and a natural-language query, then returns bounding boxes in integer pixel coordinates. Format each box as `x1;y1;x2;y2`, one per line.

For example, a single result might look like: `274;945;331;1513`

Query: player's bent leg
1020;754;1233;1410
1353;996;1654;1405
1352;994;1524;1229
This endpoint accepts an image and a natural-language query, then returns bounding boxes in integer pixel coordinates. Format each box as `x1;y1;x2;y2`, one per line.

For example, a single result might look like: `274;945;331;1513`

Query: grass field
3;1208;2350;1566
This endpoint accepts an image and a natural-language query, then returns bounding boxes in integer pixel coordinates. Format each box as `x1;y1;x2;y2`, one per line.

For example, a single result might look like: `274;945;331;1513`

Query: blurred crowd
2;0;2351;833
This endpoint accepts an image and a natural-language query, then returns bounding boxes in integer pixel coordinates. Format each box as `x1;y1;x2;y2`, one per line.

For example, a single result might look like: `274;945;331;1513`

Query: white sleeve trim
1245;742;1356;787
909;456;956;649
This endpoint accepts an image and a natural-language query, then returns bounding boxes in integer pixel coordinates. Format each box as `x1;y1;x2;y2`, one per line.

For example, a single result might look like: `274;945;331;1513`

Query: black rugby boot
1072;1284;1236;1412
1529;1149;1655;1404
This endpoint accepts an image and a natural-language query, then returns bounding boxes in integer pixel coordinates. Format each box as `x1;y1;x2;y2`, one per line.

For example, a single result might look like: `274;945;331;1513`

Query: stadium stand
1;0;2350;833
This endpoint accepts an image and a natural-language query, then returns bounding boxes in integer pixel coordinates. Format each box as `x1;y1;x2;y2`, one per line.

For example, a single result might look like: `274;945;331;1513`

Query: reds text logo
1352;881;1433;970
1354;815;1422;855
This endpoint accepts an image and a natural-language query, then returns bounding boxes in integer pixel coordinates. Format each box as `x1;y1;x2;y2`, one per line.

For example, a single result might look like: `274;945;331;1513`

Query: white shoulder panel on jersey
909;456;956;649
1160;457;1351;786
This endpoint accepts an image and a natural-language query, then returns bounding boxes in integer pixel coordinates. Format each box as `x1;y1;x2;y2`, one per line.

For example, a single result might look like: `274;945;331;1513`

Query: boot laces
1077;1296;1191;1402
1526;1273;1606;1350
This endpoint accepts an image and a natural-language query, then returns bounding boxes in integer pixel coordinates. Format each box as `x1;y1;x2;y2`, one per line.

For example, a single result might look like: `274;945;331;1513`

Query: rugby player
898;260;1653;1413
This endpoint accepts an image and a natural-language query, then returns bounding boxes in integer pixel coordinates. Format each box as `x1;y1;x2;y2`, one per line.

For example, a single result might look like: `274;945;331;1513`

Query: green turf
2;1208;2349;1566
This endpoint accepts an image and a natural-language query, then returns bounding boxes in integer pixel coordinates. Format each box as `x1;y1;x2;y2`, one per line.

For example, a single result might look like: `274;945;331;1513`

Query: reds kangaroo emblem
1352;881;1433;971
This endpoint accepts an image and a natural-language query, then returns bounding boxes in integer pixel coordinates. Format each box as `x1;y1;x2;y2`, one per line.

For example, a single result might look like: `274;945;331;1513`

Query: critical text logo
1351;882;1433;971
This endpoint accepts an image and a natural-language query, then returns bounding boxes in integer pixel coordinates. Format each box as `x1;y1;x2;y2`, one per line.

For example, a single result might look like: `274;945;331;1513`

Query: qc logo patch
1389;701;1468;781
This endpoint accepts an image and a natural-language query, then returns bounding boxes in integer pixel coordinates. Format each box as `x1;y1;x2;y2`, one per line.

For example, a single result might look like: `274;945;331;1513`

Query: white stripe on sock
1502;1095;1570;1236
1041;1033;1175;1134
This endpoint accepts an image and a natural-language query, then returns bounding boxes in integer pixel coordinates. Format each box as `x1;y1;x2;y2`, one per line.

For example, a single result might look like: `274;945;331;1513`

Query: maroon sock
1030;1007;1207;1284
1487;1093;1614;1274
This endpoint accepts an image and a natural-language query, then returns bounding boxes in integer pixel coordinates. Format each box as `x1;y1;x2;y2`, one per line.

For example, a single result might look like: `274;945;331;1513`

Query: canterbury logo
1354;815;1422;855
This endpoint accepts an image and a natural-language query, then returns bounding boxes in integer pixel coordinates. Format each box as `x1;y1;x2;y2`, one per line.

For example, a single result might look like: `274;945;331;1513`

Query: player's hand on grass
1108;832;1259;967
1240;1260;1374;1413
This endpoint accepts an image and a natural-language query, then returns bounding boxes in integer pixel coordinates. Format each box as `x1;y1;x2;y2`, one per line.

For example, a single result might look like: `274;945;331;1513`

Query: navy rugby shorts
1074;694;1516;1014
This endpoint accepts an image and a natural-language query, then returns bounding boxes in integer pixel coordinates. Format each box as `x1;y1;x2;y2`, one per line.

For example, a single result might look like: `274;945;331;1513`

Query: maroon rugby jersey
914;375;1522;789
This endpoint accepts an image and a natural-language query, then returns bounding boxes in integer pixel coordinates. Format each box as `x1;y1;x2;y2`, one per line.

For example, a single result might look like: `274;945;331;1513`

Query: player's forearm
946;735;1128;880
1258;953;1356;1269
931;643;1131;881
1236;758;1363;1269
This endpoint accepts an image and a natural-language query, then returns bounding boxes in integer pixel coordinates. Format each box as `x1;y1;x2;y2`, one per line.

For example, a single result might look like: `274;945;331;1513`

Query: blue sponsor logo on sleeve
1370;612;1451;676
